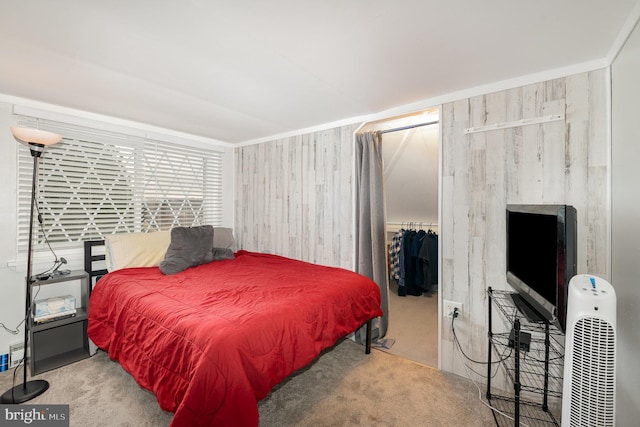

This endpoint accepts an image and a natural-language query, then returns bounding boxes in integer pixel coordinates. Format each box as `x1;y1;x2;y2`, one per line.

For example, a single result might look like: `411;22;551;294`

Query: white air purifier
562;274;616;427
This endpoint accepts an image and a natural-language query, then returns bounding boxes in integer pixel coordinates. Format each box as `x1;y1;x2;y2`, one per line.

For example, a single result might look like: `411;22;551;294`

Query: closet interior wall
381;123;439;246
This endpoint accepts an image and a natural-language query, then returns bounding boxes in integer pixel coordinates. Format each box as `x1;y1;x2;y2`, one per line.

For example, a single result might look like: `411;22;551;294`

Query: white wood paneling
235;124;360;269
440;70;609;382
235;70;607;386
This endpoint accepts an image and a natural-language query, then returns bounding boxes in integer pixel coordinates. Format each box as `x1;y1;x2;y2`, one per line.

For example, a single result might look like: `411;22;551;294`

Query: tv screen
506;204;577;331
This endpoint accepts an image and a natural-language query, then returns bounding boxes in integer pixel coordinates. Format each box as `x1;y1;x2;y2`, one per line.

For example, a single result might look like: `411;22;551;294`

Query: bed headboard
84;240;107;286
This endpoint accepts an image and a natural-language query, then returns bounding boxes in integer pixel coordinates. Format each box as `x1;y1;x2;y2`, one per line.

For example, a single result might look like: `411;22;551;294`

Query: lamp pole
1;129;60;403
21;149;50;397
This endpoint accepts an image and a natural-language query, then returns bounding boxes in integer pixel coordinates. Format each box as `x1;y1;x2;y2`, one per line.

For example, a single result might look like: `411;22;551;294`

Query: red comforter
88;250;382;426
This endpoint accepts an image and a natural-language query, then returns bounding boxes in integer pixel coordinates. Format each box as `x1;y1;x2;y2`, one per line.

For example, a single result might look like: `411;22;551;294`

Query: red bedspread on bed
88;250;382;426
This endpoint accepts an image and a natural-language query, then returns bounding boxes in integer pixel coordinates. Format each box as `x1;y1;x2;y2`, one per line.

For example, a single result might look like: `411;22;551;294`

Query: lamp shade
11;127;62;146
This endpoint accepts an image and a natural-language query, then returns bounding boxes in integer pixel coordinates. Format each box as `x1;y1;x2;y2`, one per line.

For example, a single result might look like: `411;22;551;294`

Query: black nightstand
29;270;91;375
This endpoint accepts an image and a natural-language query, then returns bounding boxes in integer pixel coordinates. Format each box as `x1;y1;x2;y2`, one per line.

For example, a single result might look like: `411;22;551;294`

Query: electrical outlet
9;342;24;368
443;300;463;319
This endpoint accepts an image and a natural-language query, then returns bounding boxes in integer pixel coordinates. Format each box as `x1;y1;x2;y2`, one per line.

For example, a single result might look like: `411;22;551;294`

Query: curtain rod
380;119;439;134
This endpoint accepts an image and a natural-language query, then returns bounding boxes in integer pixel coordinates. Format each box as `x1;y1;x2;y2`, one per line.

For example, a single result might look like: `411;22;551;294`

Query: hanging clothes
389;226;438;296
418;229;438;292
389;230;403;281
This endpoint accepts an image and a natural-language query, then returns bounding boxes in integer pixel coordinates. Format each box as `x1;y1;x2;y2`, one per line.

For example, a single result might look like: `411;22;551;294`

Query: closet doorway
375;109;440;368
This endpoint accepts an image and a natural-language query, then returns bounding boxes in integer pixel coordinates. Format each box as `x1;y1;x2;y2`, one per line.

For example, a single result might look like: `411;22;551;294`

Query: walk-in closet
367;109;440;367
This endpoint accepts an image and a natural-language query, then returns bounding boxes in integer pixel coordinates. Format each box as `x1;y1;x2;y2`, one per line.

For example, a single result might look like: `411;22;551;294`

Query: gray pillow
212;247;235;260
213;227;235;250
160;225;214;275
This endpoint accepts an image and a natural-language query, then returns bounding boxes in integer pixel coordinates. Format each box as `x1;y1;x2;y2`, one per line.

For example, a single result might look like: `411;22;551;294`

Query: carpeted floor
0;339;497;426
382;279;439;367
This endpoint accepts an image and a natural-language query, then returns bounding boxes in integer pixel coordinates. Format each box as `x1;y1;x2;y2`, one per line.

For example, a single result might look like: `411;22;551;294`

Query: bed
84;227;382;427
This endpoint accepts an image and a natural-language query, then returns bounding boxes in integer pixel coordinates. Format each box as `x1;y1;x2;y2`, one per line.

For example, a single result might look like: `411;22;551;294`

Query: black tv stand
508;292;546;323
487;287;564;426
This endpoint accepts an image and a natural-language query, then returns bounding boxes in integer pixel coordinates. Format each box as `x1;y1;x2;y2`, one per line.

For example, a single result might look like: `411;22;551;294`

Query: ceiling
0;1;637;145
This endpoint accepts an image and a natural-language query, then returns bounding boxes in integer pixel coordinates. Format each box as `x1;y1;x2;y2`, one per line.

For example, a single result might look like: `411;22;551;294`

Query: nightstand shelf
29;270;91;375
30;308;88;333
30;347;89;376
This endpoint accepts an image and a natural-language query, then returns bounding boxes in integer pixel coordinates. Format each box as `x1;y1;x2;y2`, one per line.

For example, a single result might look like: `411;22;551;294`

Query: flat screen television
505;204;577;332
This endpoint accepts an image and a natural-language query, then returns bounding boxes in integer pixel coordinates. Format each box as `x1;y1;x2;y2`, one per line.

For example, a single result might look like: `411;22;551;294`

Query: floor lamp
0;126;62;404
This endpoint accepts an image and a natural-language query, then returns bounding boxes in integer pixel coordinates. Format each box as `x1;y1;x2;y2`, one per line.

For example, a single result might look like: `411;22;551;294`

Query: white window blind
17;116;224;252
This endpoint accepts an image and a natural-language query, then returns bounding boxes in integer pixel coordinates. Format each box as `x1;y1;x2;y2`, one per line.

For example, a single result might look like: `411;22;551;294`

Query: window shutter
16;116;224;252
139;139;223;232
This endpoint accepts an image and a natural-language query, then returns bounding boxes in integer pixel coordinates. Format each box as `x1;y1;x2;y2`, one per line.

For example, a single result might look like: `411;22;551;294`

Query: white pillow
105;231;171;272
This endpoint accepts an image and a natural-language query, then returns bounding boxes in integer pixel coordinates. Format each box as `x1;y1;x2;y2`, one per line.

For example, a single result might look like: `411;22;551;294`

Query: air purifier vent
562;274;616;427
568;317;615;427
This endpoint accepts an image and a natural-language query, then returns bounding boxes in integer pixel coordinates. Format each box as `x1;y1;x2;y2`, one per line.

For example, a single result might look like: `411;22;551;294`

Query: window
17;116;224;252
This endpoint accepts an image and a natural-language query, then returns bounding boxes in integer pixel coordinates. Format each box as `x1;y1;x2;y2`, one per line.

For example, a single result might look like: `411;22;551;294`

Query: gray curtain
354;131;389;342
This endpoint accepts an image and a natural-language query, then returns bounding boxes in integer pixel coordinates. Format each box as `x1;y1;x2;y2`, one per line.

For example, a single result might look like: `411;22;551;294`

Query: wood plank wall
235;124;361;269
440;69;608;382
234;69;607;386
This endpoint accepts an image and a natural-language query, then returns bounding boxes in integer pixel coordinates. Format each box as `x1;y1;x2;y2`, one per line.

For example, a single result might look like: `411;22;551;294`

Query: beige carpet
0;339;497;426
381;281;439;367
